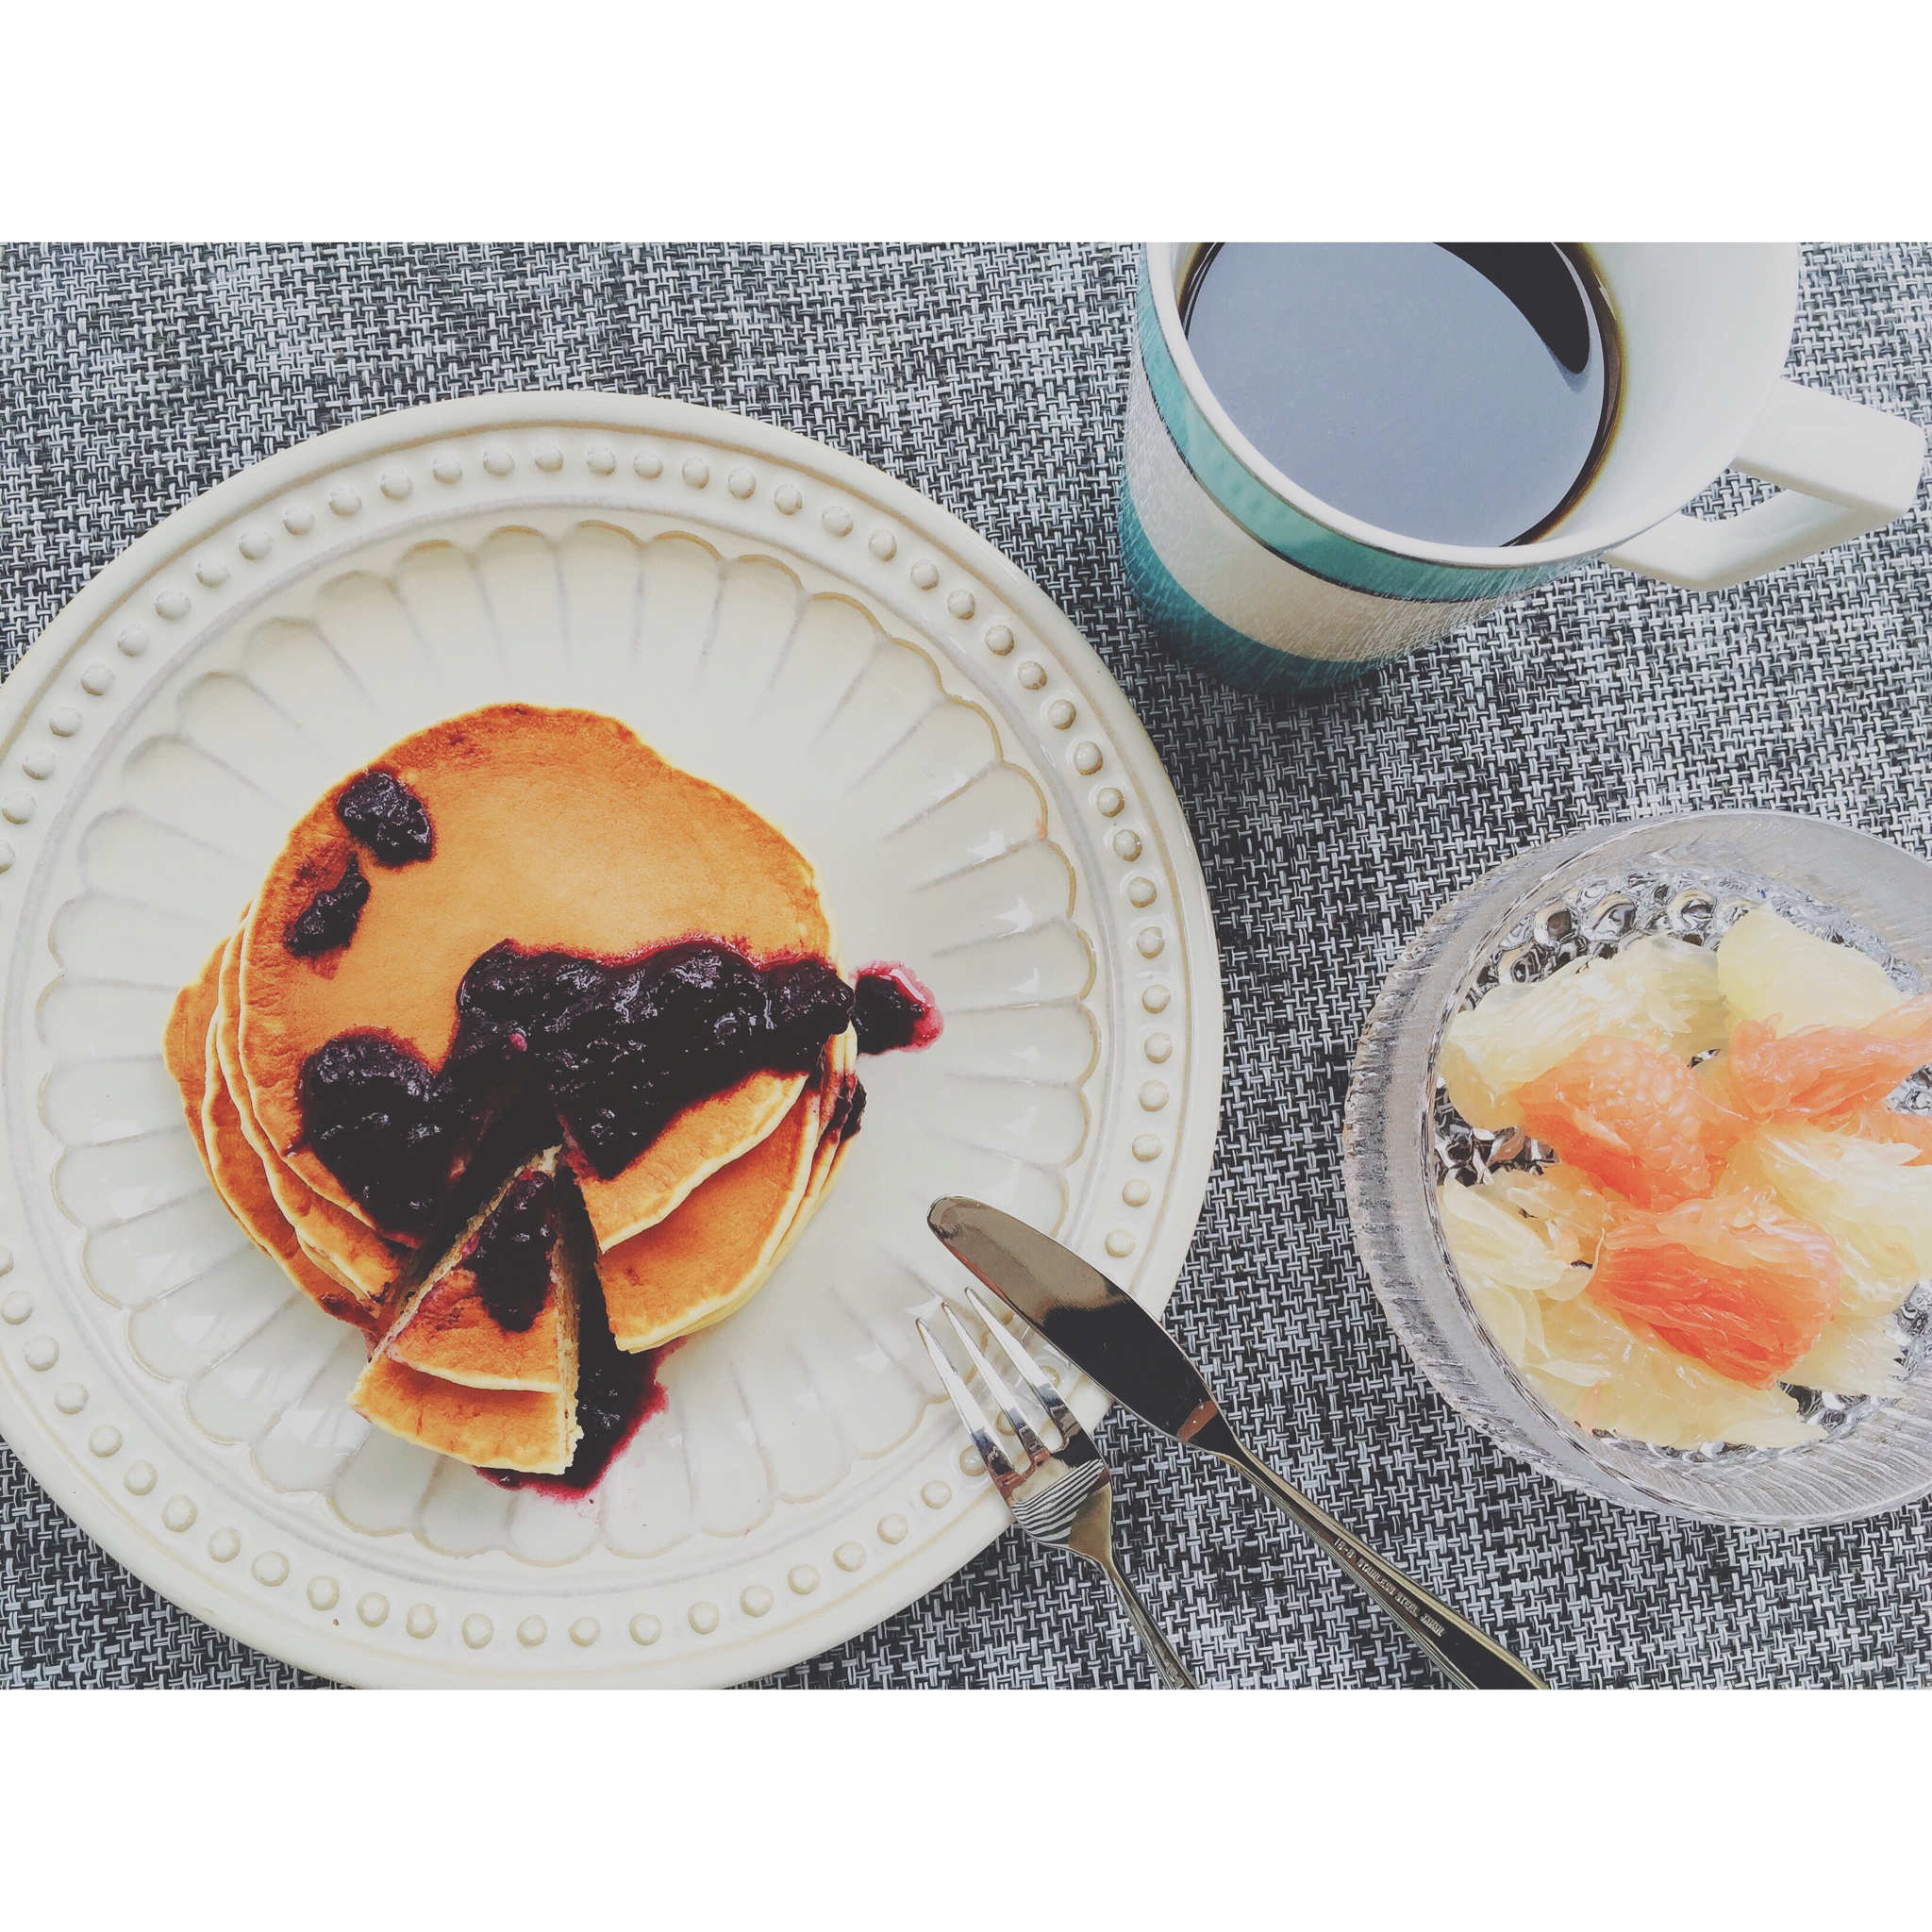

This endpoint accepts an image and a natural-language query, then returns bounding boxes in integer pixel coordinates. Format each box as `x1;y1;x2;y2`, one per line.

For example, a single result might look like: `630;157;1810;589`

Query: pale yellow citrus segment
1438;1176;1590;1307
1715;906;1905;1037
1527;1295;1817;1451
1480;1164;1615;1260
1787;1307;1906;1398
1724;1123;1932;1309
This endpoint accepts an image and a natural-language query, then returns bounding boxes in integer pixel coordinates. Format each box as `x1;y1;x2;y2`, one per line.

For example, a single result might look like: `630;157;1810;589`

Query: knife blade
928;1196;1544;1690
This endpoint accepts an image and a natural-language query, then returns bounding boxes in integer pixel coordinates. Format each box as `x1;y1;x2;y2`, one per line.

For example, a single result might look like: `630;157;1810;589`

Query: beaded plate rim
0;391;1225;1683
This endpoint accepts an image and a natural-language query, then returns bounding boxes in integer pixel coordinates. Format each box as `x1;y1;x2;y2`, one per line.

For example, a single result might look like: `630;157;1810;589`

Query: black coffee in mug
1178;243;1621;546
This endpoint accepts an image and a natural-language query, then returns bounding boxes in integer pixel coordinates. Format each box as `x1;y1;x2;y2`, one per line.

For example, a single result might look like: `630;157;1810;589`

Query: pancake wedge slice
353;1150;587;1473
387;1150;578;1392
350;1359;579;1475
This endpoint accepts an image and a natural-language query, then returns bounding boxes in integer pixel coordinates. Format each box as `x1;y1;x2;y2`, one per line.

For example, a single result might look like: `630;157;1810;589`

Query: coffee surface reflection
1179;242;1621;547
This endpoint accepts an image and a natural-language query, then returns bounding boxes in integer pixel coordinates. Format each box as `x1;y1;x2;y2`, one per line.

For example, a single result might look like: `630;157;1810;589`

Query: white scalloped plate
0;394;1223;1684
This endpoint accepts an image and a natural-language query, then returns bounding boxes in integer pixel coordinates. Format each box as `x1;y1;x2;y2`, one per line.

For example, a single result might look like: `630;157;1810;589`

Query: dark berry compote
336;768;435;866
299;941;855;1235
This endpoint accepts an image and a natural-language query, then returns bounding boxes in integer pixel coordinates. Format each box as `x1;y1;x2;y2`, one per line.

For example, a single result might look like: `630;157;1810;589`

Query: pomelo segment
1440;935;1726;1131
1834;1105;1932;1165
1724;1124;1932;1307
1715;906;1905;1036
1438;1177;1577;1325
1438;1174;1618;1389
1514;1035;1746;1208
1436;1180;1557;1370
1528;1296;1816;1450
1586;1192;1840;1386
1480;1164;1613;1273
1787;1307;1906;1397
1872;993;1932;1047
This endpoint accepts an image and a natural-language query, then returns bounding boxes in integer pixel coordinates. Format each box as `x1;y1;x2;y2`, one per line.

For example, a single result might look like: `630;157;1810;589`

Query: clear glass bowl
1341;812;1932;1525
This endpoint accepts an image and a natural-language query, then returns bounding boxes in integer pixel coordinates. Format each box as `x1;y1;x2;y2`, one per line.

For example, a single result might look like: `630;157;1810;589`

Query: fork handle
1089;1553;1196;1688
1205;1427;1543;1690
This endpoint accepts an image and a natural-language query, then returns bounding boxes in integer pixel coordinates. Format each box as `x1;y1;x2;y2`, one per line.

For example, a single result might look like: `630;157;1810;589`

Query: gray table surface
3;242;1930;1688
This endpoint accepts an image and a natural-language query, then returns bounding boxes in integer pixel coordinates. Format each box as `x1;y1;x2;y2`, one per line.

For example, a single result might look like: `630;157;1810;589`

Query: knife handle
1203;1426;1544;1690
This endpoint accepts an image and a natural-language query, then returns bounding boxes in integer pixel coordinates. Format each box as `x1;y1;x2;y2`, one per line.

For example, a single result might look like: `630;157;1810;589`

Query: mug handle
1602;380;1924;591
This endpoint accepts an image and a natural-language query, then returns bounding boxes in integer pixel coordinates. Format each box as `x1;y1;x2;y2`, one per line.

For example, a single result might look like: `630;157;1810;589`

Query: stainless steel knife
928;1196;1545;1690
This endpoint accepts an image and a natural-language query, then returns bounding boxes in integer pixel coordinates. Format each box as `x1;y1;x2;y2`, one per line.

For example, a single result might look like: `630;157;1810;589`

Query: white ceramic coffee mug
1121;242;1927;694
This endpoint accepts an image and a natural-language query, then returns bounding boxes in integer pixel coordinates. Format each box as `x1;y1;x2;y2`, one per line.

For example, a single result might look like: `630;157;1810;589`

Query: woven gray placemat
3;242;1929;1688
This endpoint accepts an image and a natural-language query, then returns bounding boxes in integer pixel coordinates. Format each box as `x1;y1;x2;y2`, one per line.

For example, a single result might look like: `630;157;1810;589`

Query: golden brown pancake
353;1150;585;1473
386;1152;576;1391
214;926;404;1303
294;1230;359;1292
601;1063;824;1353
167;933;380;1332
351;1357;578;1474
804;1030;860;1206
200;986;382;1335
236;706;834;1250
160;705;863;1470
164;941;225;1178
757;1030;861;1291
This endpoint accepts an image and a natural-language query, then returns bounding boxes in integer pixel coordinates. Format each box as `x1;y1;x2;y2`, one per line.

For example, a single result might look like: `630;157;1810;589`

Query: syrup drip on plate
852;962;944;1055
486;1300;674;1496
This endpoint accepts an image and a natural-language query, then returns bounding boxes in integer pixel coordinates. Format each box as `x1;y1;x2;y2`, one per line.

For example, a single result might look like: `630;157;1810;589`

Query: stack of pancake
163;706;860;1475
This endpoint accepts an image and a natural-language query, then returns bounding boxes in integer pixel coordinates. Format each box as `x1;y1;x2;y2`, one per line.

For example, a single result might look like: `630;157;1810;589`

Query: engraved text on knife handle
1190;1413;1544;1689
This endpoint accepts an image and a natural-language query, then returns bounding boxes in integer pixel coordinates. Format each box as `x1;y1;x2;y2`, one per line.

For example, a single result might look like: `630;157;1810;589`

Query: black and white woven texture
3;243;1929;1689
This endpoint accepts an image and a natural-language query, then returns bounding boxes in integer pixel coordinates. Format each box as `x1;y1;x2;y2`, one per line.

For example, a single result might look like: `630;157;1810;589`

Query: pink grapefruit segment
1587;1193;1841;1387
1835;1106;1932;1164
1724;995;1932;1123
1514;1035;1747;1208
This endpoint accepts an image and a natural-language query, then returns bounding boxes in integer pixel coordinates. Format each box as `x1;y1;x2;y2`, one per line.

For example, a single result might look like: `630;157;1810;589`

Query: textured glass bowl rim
1341;811;1932;1527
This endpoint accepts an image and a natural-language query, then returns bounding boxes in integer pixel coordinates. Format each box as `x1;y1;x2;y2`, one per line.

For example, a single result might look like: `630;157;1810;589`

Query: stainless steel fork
918;1290;1195;1688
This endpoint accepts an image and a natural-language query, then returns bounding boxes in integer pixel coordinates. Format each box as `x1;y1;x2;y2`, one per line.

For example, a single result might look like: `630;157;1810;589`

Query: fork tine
942;1305;1050;1466
967;1289;1080;1439
917;1319;1019;1492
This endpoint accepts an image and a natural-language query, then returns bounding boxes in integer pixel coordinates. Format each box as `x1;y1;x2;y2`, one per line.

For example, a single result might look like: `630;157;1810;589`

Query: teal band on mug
1116;482;1374;696
1133;272;1574;605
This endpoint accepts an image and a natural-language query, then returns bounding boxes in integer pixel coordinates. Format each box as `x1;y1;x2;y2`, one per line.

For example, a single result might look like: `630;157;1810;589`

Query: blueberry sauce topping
823;1072;867;1145
490;1251;661;1495
299;941;856;1234
852;963;943;1055
463;1169;557;1332
336;768;434;866
284;854;370;959
453;942;855;1179
299;1030;460;1231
